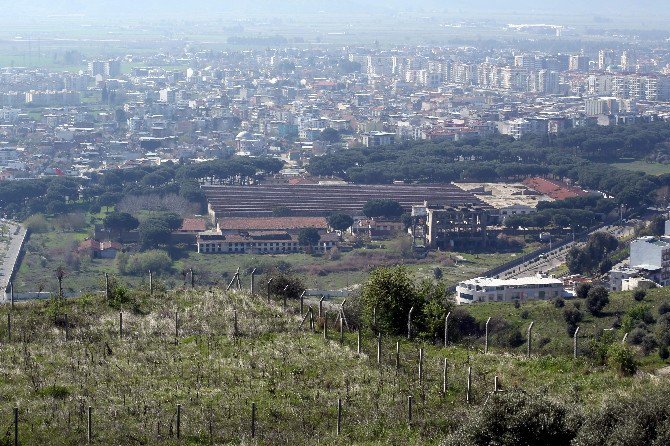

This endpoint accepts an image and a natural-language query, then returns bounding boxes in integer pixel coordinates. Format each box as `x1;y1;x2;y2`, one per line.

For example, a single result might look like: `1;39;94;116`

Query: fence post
573;326;580;359
357;327;361;355
319;296;325;318
526;322;534;359
300;291;305;315
250;268;256;295
105;273;110;300
466;366;472;404
484;317;491;354
175;311;179;343
309;306;314;333
373;306;377;331
444;312;451;347
395;341;400;370
9;281;14;309
377;333;381;364
407;306;414;340
87;406;92;444
339;316;343;344
266;278;273;303
323;311;328;340
442;358;448;394
233;310;238;337
7;312;10;342
336;397;342;436
251;402;256;438
494;375;499;393
418;348;424;386
14;407;18;446
119;312;123;340
176;404;181;439
407;395;413;427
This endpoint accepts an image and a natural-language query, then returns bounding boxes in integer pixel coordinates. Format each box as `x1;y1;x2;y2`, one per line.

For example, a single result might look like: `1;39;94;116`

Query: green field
611;160;670;176
14;212;539;296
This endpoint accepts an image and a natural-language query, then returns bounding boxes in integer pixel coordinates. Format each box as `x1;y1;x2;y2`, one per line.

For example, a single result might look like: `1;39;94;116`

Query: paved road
499;224;635;279
0;221;27;291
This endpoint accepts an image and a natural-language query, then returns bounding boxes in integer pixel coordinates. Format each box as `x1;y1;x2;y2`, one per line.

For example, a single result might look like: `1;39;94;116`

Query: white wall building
629;236;670;286
455;275;565;304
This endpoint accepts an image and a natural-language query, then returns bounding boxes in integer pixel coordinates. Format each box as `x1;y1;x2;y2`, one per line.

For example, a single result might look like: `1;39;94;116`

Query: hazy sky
6;0;670;19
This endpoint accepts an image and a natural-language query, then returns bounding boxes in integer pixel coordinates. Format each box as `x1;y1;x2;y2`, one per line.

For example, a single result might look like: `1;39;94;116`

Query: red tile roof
178;218;207;233
218;217;328;231
77;239;122;252
522;177;589;201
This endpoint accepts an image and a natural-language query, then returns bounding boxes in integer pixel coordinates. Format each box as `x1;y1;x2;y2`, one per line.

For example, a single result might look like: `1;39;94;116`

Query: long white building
455;275;565;305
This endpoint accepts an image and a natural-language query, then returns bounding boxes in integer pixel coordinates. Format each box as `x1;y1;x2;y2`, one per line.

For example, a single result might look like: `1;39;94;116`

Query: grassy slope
0;285;668;445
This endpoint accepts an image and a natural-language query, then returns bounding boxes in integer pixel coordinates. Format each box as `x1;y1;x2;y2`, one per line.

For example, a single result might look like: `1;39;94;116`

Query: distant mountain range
5;0;670;18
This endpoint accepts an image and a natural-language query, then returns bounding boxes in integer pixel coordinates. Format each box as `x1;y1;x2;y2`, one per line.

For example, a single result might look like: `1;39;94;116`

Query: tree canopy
363;200;404;219
328;213;354;231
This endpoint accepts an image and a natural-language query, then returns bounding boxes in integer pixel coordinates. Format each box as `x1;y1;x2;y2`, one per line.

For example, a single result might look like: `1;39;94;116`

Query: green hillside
1;282;669;445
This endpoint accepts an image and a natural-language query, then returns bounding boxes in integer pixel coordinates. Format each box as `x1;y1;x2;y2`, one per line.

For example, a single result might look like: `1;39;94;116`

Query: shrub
25;213;49;233
554;298;565;308
628;328;646;345
520;309;530;319
641;334;658;355
606;344;638;376
563;307;583;336
586;286;609;315
268;272;306;301
444;391;578;446
633;289;646;302
502;330;525;348
119;250;173;276
575;385;670;445
575;283;592;299
660;345;670;361
658;301;670;315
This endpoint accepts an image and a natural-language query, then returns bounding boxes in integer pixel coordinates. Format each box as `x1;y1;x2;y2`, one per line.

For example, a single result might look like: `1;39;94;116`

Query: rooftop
459;275;563;287
218;217;328;231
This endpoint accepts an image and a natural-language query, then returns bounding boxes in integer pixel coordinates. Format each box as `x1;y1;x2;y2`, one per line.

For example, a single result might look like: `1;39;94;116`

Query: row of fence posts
3;267;631;442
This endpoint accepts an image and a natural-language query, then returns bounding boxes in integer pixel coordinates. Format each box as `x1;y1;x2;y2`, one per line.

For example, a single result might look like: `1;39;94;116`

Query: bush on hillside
443;391;578;446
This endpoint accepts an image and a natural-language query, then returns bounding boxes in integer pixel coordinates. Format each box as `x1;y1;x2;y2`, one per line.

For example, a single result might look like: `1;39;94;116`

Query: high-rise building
88;59;122;77
598;50;617;70
585;97;620;116
569;55;590;72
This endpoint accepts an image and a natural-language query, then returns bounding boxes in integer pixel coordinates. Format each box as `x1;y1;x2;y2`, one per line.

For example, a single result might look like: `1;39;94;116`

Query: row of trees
0;155;286;221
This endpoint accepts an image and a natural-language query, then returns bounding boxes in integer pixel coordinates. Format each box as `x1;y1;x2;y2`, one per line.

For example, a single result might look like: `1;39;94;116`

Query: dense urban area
2;1;670;445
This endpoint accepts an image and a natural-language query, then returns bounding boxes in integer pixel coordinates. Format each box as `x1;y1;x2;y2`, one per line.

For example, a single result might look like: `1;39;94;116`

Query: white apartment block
456;276;565;304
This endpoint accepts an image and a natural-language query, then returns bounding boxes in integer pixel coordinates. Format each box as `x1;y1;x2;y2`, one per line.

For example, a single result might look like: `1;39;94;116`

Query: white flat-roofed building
455;275;565;305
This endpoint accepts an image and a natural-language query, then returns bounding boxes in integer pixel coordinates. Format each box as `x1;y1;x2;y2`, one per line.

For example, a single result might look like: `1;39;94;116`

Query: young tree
360;266;424;335
297;228;321;248
586;286;610;315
